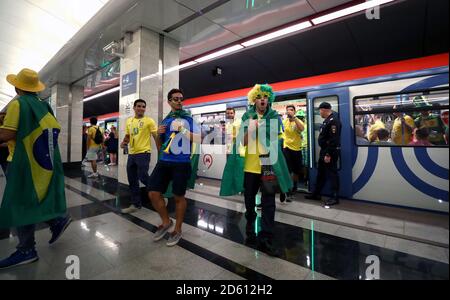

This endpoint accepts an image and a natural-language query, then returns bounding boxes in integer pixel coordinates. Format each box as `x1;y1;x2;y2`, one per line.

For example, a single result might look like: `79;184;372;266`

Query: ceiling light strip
311;0;394;25
242;21;312;47
83;86;120;102
195;45;244;63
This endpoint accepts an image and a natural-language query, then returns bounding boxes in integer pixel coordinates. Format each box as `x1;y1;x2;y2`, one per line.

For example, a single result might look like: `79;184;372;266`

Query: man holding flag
148;88;200;247
220;84;292;257
0;68;71;269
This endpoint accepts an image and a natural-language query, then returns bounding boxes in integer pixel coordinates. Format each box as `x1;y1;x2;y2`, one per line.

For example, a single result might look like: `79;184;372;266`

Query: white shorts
85;148;99;161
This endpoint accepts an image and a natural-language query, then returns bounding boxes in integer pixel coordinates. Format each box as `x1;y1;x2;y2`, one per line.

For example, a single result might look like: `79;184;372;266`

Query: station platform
0;163;448;280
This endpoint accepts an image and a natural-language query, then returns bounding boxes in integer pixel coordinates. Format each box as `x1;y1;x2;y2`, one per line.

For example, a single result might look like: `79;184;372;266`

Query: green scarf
0;95;66;228
160;109;199;197
220;106;293;196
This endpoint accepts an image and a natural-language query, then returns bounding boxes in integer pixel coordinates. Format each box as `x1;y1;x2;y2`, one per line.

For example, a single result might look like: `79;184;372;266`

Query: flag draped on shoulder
160;109;199;198
0;94;66;228
220;106;293;196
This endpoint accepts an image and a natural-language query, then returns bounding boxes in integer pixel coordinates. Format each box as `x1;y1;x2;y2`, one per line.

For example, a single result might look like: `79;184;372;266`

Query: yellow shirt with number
0;99;19;162
283;118;303;151
126;116;157;154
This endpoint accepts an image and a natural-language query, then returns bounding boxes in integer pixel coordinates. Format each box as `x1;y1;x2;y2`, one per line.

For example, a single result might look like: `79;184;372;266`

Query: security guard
305;102;341;206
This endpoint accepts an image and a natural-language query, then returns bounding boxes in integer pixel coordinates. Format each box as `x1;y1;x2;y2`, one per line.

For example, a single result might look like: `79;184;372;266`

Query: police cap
319;102;332;109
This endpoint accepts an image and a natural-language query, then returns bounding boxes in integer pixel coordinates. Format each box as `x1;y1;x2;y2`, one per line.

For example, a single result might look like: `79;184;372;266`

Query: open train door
307;87;353;199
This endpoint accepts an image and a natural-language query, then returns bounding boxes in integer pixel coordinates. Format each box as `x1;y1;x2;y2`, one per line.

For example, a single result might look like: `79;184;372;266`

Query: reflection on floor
0;168;448;280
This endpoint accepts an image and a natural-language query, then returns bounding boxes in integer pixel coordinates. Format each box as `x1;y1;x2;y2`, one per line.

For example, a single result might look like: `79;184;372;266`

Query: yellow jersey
244;114;267;174
283;118;304;151
0;99;19;162
87;126;104;149
392;116;415;145
125;116;157;154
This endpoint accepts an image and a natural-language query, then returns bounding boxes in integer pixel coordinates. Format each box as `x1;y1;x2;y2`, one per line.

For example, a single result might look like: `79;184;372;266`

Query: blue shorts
148;161;192;196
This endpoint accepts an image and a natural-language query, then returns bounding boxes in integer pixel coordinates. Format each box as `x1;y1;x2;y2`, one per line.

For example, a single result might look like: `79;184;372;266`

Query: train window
197;112;226;145
354;88;449;147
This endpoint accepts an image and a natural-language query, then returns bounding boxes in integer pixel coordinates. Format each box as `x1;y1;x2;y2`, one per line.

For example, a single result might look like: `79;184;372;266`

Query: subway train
88;54;449;213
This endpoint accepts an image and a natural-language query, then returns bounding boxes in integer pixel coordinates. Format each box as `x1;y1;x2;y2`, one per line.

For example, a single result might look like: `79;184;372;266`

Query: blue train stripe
400;74;449;92
352;147;378;195
413;148;449;180
391;148;448;201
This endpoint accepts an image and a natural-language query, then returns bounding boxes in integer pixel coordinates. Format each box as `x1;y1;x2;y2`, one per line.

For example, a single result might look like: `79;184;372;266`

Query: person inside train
220;84;292;256
280;105;305;203
225;107;241;155
120;99;159;214
392;104;415;145
373;128;393;145
409;127;433;147
367;114;386;143
355;125;369;145
297;109;309;188
414;96;446;145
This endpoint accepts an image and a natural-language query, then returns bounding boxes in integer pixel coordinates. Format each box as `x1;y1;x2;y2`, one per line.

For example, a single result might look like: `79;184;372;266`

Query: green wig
247;84;275;106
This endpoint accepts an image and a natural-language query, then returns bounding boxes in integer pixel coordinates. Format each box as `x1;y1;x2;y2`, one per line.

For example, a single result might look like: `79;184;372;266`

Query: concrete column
51;83;84;163
118;27;180;184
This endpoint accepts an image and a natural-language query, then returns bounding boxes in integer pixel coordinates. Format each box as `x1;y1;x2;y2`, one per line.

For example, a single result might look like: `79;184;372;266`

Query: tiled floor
0;169;448;280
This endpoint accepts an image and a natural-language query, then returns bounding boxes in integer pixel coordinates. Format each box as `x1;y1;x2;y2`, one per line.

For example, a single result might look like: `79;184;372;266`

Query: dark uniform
307;103;341;206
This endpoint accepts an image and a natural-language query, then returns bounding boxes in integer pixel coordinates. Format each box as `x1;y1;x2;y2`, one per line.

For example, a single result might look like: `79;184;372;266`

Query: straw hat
6;68;45;92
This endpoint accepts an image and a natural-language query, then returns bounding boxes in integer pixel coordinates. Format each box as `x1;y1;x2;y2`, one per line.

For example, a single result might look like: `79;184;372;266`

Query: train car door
307;87;353;199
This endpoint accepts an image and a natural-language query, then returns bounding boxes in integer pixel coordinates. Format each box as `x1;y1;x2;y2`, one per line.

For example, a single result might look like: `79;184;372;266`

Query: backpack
93;126;104;144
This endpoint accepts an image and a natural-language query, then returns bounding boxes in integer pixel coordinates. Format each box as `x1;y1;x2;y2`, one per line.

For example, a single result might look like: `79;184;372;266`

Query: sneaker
87;172;99;178
153;220;174;241
121;205;140;214
166;231;182;247
286;194;294;203
49;216;72;244
280;193;286;203
0;249;39;270
324;198;339;208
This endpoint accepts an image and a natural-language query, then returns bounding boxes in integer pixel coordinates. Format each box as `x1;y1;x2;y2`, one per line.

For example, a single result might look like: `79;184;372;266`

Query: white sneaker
87;173;99;178
121;205;140;214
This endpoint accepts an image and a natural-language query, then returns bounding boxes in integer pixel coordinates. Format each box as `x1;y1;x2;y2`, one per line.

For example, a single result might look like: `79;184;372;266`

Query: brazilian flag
220;106;293;196
0;95;66;228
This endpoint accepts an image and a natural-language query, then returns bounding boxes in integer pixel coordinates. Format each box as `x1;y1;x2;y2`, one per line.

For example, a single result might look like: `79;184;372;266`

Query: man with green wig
220;84;292;257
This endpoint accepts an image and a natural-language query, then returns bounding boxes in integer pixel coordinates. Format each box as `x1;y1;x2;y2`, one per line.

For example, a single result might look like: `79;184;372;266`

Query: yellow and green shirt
125;116;157;154
282;118;304;151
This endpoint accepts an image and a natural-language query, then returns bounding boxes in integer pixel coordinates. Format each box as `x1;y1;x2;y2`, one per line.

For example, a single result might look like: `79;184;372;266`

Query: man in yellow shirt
225;107;241;155
392;105;415;145
281;105;305;202
120;99;159;213
0;68;71;269
86;117;104;178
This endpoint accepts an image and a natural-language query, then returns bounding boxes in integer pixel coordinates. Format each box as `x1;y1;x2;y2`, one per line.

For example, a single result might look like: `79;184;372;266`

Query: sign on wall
121;70;137;97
